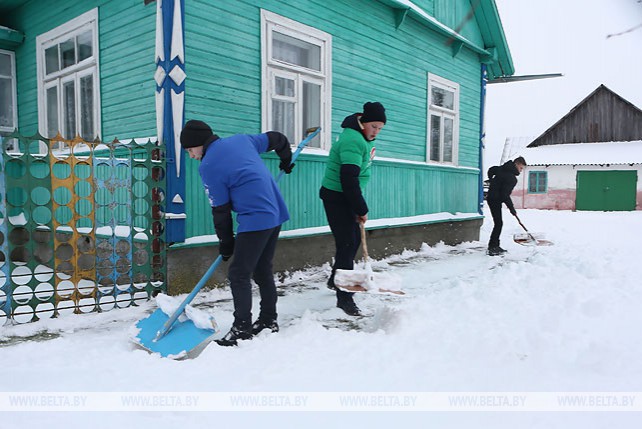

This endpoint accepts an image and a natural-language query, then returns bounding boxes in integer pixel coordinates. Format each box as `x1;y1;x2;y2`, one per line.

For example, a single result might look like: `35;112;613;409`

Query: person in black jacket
486;156;527;256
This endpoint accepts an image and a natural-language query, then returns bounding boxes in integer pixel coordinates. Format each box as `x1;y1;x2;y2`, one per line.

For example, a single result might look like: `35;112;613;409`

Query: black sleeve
340;164;368;216
266;131;292;161
501;177;517;213
211;203;234;243
504;195;516;213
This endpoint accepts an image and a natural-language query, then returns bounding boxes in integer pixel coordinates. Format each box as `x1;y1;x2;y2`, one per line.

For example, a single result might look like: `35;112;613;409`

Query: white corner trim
171;89;184;178
170;0;184;62
155;87;164;145
155;0;164;63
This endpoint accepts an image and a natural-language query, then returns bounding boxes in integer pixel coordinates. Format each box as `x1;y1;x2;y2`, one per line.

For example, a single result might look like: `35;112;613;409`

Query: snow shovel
513;214;553;246
334;222;405;295
133;126;322;358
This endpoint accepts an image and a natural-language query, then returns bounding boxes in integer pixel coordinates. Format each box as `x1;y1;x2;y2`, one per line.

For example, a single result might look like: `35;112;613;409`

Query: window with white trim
0;50;17;135
0;49;18;133
0;50;18;152
427;73;459;164
261;10;331;149
36;9;100;145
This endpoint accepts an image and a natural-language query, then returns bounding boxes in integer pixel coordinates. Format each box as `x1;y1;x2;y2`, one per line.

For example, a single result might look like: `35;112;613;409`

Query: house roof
528;84;642;147
377;0;514;79
500;136;536;164
517;141;642;166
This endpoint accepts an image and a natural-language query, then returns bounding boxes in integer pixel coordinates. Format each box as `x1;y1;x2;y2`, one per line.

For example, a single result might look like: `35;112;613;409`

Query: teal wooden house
0;0;514;303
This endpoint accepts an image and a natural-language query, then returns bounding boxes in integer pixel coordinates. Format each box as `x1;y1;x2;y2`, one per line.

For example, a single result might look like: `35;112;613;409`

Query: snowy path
3;208;642;428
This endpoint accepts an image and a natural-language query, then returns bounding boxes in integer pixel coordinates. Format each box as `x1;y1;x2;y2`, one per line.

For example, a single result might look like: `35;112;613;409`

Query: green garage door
576;170;637;211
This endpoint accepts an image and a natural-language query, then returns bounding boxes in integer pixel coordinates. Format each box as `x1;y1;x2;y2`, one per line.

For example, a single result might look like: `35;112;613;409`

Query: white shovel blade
334;269;404;295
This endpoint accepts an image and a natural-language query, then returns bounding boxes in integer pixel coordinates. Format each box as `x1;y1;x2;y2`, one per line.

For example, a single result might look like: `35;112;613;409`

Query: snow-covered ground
3;205;642;428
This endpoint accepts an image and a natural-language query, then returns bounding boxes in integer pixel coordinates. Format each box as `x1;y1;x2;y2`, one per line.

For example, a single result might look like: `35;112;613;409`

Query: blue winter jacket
199;133;289;233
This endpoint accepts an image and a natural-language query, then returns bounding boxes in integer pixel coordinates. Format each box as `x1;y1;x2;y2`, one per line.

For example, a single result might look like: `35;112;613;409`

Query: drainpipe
478;64;488;215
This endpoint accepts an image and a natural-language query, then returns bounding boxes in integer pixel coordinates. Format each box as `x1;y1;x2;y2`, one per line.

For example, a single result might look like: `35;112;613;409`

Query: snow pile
154;293;217;331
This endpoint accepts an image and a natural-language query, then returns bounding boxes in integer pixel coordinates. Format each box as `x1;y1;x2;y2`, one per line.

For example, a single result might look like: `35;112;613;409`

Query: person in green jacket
319;102;386;316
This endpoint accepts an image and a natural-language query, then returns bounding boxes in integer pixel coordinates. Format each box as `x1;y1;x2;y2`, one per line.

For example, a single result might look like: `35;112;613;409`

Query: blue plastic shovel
133;127;321;358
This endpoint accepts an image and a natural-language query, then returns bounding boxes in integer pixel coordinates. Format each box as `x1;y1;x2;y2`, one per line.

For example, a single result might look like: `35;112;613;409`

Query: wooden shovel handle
359;221;369;261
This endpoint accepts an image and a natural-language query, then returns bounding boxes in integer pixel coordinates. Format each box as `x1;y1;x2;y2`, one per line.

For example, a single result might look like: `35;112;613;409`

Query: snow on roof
514;141;642;166
500;136;536;164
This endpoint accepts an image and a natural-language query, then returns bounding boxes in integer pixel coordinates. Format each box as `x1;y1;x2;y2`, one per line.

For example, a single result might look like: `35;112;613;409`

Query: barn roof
527;84;642;147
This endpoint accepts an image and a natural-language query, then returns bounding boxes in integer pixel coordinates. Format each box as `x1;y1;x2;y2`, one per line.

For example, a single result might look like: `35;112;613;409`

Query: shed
503;85;642;211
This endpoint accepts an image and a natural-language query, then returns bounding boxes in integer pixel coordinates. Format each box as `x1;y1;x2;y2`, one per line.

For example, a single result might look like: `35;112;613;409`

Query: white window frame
0;49;18;134
36;8;101;146
427;73;459;165
261;10;331;150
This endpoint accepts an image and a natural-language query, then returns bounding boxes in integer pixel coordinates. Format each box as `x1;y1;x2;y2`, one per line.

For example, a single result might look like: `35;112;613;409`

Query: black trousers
320;187;361;286
488;199;503;248
227;225;281;325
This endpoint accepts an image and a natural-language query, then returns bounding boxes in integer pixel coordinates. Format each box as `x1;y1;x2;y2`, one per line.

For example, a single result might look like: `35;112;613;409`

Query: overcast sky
484;0;642;168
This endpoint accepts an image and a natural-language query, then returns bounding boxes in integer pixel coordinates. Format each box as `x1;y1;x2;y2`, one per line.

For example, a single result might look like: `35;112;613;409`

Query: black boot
487;246;507;256
215;321;252;347
336;290;361;316
251;316;279;335
327;273;338;291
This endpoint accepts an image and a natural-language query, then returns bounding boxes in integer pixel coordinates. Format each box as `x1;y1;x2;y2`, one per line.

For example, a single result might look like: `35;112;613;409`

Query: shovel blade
133;309;218;359
513;233;553;246
334;269;404;295
334;268;369;286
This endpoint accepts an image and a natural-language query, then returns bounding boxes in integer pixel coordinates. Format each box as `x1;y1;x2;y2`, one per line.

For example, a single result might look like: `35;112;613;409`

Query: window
0;50;17;134
261;10;331;149
427;73;459;164
36;9;100;145
528;171;547;193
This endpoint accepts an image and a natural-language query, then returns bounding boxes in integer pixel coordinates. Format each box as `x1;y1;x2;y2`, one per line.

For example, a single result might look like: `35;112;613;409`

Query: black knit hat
180;120;214;148
360;101;387;124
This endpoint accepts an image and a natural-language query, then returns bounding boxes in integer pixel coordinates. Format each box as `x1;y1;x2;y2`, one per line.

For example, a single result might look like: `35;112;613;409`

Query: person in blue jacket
180;120;294;346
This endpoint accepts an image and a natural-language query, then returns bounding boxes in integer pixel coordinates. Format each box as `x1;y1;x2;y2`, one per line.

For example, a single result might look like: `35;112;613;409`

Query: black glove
279;155;294;174
219;238;235;261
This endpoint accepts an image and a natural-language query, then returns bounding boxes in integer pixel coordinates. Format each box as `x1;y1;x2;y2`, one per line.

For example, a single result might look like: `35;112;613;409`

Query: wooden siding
8;0;488;241
181;0;485;238
434;0;484;46
529;85;642;147
183;151;479;235
184;0;482;165
7;0;156;140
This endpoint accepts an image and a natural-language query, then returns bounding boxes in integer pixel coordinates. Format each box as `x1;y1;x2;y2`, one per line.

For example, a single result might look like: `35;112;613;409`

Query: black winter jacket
487;161;520;213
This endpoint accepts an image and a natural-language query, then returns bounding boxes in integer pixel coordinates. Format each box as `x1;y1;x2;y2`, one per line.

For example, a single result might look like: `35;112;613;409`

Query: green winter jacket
321;127;375;192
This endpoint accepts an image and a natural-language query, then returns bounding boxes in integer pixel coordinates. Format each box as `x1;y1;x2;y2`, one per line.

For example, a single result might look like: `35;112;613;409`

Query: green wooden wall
7;0;487;240
182;0;484;237
7;0;156;140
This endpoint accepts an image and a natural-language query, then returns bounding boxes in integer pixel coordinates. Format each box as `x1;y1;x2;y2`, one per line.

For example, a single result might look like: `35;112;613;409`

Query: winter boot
215;321;252;347
336;290;361;316
487;246;507;256
251;316;279;335
327;274;338;291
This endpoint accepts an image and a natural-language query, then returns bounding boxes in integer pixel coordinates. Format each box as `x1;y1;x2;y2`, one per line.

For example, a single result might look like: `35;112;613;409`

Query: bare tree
607;0;642;38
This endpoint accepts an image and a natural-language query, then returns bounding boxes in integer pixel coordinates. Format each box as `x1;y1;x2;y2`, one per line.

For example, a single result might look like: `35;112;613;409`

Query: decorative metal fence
0;132;167;325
